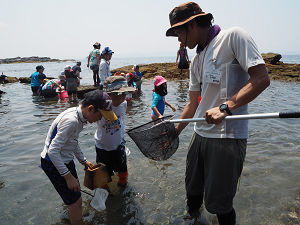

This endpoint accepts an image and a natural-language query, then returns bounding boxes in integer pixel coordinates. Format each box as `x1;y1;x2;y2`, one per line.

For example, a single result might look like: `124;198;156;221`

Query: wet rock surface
77;85;98;98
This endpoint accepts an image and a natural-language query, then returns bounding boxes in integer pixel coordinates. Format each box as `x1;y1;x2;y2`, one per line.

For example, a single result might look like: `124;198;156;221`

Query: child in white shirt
94;76;135;187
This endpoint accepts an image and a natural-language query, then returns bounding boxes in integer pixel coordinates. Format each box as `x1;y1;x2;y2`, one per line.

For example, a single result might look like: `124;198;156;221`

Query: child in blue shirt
132;64;143;91
151;75;176;120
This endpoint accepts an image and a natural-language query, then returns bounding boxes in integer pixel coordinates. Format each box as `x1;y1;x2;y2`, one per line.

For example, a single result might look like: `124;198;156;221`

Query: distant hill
0;56;75;64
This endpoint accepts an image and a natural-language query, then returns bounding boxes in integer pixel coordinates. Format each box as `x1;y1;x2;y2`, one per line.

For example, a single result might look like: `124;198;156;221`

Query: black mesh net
127;116;179;161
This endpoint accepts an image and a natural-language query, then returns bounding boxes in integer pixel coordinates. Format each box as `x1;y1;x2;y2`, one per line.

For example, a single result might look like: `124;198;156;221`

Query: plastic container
59;90;69;99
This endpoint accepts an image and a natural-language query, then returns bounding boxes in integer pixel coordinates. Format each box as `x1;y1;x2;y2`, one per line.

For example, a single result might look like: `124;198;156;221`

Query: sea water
0;56;300;225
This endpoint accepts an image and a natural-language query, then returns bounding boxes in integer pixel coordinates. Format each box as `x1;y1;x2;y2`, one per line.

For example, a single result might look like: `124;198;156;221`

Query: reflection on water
0;78;300;224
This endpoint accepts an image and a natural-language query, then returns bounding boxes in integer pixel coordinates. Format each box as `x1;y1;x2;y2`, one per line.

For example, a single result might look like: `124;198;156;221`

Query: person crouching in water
94;76;135;188
64;65;79;101
40;90;117;225
151;75;176;120
40;75;65;98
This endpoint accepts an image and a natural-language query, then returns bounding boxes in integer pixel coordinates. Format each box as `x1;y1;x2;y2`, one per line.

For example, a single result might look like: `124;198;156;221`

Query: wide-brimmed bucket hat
166;2;212;37
104;76;136;94
154;75;167;87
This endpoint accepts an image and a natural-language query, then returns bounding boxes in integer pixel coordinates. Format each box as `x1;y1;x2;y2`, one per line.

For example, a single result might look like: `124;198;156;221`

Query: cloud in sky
0;0;299;59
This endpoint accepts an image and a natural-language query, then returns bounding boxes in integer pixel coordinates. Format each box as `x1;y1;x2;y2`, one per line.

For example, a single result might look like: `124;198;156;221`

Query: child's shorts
41;157;81;205
95;145;127;176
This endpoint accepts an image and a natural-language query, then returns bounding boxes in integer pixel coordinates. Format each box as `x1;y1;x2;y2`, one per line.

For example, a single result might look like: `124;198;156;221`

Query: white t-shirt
189;27;265;139
94;101;127;150
99;59;110;85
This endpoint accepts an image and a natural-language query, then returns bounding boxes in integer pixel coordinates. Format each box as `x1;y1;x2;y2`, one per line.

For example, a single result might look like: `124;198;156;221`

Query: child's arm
165;99;176;112
53;81;63;91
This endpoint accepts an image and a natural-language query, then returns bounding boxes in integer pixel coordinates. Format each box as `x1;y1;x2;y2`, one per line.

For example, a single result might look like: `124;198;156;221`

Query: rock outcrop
262;53;282;65
111;53;300;82
0;56;75;64
0;75;19;83
77;85;98;99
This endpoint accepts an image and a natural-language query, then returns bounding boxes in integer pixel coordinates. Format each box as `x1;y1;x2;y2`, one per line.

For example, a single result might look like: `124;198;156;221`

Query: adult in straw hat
165;2;270;224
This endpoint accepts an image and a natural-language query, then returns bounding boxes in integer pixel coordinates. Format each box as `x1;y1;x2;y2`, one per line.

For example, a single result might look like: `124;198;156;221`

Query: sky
0;0;300;59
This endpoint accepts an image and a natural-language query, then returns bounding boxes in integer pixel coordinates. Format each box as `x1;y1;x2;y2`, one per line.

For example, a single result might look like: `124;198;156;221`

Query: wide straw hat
104;76;136;94
166;2;212;37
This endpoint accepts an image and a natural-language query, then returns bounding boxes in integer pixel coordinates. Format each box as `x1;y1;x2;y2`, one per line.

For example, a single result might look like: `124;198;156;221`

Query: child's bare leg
69;197;83;225
151;114;158;121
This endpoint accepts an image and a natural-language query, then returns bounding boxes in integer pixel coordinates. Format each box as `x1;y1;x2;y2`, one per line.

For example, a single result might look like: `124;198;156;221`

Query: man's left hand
204;107;227;125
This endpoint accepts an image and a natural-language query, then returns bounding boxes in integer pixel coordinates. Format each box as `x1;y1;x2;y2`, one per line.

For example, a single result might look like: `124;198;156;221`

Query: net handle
127;115;174;133
170;112;300;123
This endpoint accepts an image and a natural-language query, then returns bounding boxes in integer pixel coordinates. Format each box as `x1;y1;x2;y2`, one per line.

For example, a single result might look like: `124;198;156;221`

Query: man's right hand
64;173;80;192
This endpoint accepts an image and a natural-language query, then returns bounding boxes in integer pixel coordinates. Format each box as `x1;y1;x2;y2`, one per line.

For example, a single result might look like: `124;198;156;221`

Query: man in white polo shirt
166;2;270;224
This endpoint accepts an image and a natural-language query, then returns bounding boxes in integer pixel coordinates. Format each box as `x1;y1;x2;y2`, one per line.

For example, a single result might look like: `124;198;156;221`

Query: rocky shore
111;53;300;82
1;53;299;98
0;56;75;64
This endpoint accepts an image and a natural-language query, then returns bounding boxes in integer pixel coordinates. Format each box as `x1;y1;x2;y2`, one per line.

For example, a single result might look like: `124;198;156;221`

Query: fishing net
127;115;179;161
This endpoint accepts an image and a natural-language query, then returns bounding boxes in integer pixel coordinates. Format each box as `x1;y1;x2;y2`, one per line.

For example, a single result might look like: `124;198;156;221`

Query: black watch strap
219;103;232;115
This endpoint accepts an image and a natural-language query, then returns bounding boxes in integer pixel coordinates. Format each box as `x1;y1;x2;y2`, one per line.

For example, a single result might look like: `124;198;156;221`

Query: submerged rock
279;192;300;224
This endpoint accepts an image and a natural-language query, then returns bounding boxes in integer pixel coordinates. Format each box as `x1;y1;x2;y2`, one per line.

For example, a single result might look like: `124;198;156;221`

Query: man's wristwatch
219;103;232;115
